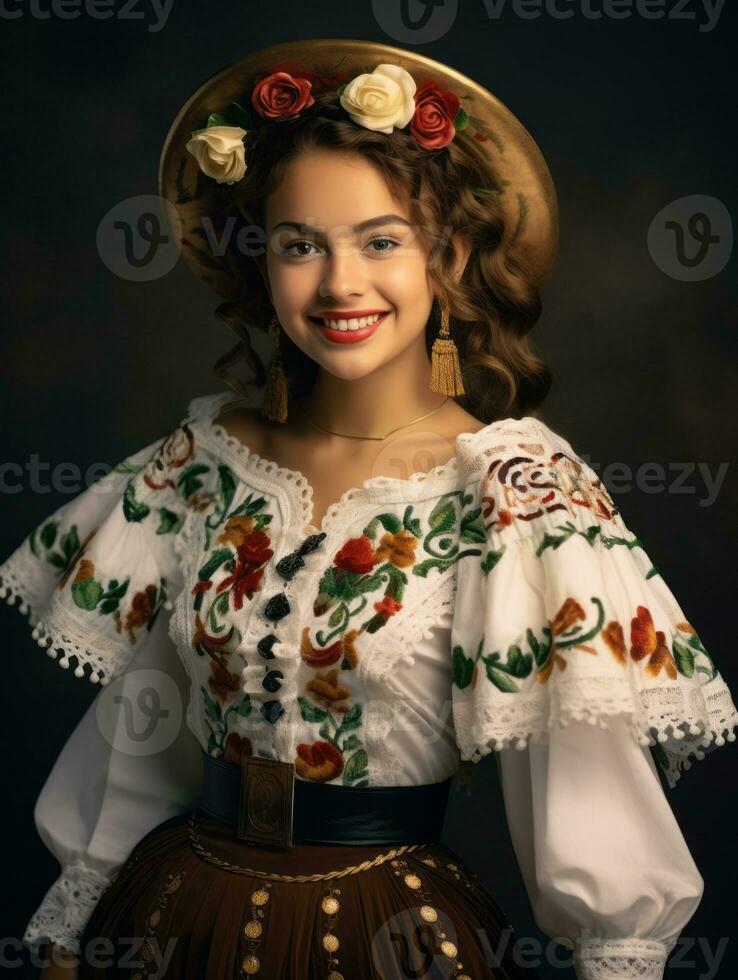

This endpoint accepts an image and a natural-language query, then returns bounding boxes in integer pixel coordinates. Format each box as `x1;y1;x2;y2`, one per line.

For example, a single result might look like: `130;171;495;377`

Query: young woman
2;38;735;980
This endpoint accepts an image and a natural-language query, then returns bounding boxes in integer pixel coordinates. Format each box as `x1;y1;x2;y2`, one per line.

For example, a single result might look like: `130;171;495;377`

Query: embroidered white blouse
2;390;735;980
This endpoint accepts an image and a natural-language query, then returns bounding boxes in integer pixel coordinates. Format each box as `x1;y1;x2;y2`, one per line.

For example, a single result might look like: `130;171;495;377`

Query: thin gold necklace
294;397;451;441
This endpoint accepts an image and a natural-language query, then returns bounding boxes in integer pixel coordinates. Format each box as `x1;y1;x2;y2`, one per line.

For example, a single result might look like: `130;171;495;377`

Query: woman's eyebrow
272;214;413;235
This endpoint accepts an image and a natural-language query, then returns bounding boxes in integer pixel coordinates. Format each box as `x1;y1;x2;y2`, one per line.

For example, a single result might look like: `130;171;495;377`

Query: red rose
251;71;315;121
410;80;460;150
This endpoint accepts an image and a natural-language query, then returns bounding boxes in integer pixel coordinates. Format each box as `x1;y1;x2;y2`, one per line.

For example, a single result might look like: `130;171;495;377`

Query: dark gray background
1;1;736;977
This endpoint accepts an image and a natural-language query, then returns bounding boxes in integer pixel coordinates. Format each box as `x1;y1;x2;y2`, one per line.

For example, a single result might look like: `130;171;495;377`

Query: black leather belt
198;750;451;849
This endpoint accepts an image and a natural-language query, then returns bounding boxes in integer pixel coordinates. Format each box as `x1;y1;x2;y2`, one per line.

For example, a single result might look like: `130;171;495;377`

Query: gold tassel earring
430;297;465;396
262;314;289;423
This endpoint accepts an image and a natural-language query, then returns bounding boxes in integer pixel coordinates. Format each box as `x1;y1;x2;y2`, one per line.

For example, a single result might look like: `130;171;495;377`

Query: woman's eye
283;240;320;257
367;236;400;253
281;237;400;257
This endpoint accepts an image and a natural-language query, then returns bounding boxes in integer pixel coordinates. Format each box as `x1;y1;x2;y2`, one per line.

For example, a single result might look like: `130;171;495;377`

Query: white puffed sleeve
498;718;703;979
0;420;209;955
450;416;737;979
23;611;203;956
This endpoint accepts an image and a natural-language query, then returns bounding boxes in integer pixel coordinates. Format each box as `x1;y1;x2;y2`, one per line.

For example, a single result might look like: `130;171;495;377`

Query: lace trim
184;391;543;535
0;550;133;685
190;391;314;530
23;861;112;956
364;698;406;785
359;578;457;785
0;546;52;625
363;575;457;681
572;936;674;980
454;673;738;788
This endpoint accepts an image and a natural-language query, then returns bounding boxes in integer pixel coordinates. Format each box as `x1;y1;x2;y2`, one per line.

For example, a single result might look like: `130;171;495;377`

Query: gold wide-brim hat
159;38;558;298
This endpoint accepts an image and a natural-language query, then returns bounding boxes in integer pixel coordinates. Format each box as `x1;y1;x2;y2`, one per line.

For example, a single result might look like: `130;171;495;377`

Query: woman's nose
318;243;368;299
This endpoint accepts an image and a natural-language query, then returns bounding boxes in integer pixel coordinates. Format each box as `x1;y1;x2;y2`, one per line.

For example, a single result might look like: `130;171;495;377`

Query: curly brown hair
210;91;552;424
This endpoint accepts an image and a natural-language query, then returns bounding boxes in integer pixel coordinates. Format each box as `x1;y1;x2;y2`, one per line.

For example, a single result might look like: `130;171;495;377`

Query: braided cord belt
187;810;431;881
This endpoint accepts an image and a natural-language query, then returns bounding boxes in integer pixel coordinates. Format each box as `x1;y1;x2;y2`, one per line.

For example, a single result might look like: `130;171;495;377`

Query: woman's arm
22;610;203;961
498;716;703;979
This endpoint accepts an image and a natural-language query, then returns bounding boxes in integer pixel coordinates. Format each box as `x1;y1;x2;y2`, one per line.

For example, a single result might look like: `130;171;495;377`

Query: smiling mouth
307;311;390;332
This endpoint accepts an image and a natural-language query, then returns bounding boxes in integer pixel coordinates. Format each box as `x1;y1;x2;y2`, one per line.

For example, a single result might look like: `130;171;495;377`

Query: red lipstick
308;310;390;345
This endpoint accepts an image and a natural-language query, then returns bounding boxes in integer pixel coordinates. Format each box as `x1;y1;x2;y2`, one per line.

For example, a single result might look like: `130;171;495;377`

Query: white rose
186;125;247;185
339;63;417;134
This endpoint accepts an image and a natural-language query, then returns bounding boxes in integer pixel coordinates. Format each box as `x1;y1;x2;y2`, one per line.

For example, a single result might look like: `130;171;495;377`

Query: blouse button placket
253;532;327;728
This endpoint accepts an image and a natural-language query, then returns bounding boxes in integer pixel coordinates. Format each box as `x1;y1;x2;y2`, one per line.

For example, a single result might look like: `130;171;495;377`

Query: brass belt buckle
237;756;295;850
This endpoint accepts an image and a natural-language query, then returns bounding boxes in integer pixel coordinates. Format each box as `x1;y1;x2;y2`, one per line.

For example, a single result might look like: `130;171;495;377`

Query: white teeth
321;312;385;331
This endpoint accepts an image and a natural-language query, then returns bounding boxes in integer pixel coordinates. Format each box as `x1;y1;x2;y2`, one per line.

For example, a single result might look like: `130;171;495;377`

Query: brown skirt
77;809;541;980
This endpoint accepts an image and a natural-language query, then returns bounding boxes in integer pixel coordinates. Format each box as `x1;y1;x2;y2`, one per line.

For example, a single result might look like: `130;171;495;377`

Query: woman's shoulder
183;391;273;453
183;390;237;430
455;411;623;542
455;410;578;471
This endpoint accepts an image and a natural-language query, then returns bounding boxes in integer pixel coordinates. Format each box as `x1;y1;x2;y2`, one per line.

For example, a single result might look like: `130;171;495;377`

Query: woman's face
261;149;442;382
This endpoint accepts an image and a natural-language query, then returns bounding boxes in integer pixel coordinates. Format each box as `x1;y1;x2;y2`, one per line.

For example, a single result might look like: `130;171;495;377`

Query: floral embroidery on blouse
4;393;733;793
480;441;618;528
25;427;208;648
189;496;276;757
449;430;729;783
453;440;718;694
30;420;251;672
294;492;486;785
453;598;714;693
